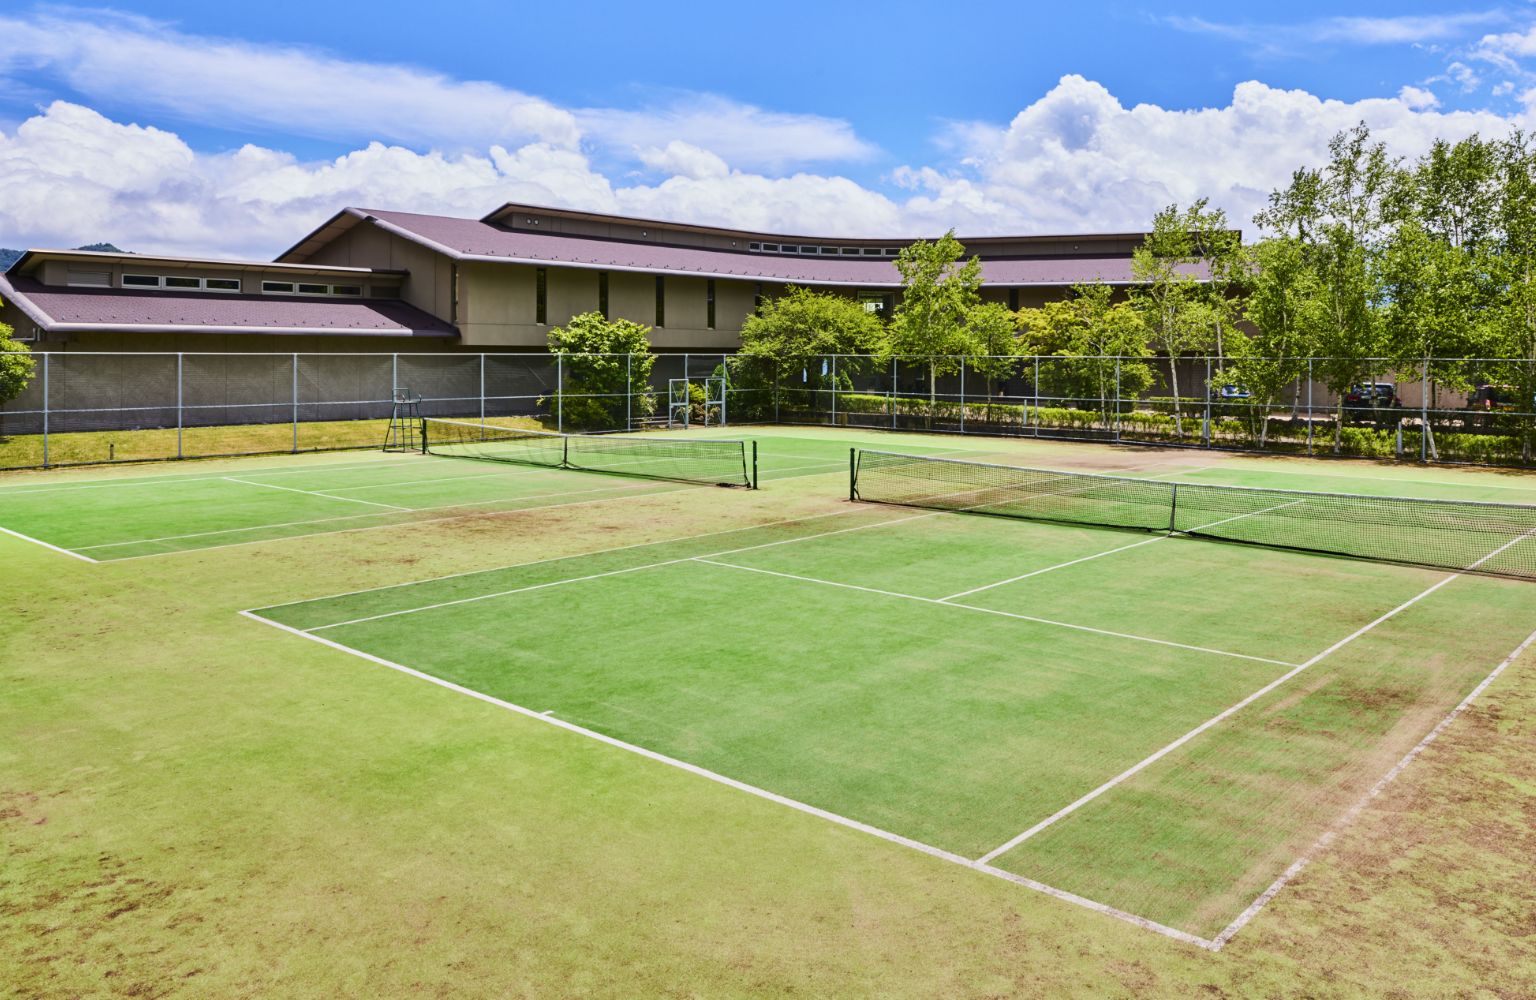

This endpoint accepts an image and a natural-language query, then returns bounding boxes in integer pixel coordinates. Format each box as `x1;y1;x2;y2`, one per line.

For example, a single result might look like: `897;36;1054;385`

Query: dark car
1342;382;1400;424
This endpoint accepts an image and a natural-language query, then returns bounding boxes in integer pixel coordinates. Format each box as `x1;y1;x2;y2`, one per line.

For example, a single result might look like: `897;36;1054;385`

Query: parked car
1342;382;1401;424
1216;384;1251;400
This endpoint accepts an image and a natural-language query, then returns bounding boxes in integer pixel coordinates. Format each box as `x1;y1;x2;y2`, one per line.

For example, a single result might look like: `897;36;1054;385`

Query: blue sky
1;1;1534;256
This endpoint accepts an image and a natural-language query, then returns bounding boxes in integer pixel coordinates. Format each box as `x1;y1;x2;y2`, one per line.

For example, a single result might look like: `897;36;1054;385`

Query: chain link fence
0;352;734;469
3;350;1536;470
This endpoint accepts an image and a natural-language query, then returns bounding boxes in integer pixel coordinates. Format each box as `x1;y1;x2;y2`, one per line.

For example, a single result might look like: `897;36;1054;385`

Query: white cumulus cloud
3;76;1535;259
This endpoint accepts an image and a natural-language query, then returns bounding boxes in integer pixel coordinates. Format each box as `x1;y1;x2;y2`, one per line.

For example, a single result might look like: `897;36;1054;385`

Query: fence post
556;354;563;433
176;352;184;460
1114;357;1121;442
291;353;299;453
720;353;728;426
626;353;632;430
1420;358;1429;463
479;353;486;423
41;353;49;468
959;359;966;434
391;353;398;393
831;355;837;426
890;358;897;430
1202;356;1212;446
1306;358;1314;455
1033;356;1041;434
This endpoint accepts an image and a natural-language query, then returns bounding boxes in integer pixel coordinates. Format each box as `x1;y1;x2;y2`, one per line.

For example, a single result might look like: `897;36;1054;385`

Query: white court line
1207;625;1536;949
938;499;1307;603
1166;462;1536;494
939;536;1169;602
76;481;659;552
0;524;100;563
303;512;942;633
0;457;424;495
223;476;414;511
973;526;1536;867
238;608;1218;950
693;558;1295;668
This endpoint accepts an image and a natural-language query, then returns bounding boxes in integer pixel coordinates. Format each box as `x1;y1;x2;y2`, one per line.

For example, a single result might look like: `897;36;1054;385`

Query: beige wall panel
662;276;707;331
547;267;599;327
608;271;654;326
715;280;755;337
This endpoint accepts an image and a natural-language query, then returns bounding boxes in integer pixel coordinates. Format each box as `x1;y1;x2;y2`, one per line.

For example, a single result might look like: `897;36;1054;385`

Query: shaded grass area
5;431;1536;996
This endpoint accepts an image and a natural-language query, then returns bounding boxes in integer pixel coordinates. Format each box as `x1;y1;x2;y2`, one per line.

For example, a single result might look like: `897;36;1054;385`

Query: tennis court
0;423;867;560
236;435;1536;948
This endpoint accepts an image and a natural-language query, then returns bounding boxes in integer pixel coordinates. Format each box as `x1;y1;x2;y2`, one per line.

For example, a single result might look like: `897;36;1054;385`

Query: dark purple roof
360;209;1160;287
0;274;456;338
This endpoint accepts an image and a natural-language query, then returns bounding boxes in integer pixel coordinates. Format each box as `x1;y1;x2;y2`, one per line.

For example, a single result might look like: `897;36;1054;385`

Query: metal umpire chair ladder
384;386;423;452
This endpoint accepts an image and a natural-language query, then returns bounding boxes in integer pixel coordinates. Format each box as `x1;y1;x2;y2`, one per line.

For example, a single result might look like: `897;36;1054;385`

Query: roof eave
9;246;405;277
32;321;457;338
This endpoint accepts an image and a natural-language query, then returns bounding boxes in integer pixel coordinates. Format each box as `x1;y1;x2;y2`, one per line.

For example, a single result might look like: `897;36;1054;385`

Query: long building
0;203;1160;353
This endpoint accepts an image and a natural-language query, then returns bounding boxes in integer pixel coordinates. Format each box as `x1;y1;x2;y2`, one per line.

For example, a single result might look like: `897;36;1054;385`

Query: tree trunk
1167;354;1183;438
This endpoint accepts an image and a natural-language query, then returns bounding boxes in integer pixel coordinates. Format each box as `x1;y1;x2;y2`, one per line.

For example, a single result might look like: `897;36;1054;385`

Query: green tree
1222;237;1322;445
1488;131;1536;459
1017;283;1152;421
1380;220;1487;398
1131;202;1216;436
1257;123;1397;450
546;311;655;430
1190;201;1247;367
963;300;1022;403
733;286;885;418
0;311;35;405
1380;135;1502;420
885;230;983;417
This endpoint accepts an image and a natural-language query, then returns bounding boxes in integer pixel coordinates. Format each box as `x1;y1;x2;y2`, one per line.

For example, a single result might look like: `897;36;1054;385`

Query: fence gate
668;379;691;428
702;376;727;427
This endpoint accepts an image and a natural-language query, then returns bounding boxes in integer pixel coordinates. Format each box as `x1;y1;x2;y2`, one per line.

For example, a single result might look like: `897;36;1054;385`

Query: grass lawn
4;425;1535;997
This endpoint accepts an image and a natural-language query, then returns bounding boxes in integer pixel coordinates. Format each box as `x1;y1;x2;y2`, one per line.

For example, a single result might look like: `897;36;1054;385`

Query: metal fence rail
2;350;1535;470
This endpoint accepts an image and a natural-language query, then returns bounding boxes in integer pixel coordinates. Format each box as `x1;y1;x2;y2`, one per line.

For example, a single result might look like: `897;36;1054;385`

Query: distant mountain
1;243;129;272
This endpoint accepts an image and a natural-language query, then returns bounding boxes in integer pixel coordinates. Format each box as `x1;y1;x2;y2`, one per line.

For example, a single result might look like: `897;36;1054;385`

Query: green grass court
5;425;1536;994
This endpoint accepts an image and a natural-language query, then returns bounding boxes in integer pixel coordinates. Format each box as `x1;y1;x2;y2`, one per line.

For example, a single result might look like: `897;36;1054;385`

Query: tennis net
423;418;754;488
850;449;1536;580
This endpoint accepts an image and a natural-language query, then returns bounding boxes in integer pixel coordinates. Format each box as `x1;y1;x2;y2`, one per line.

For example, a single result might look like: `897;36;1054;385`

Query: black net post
849;447;857;501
